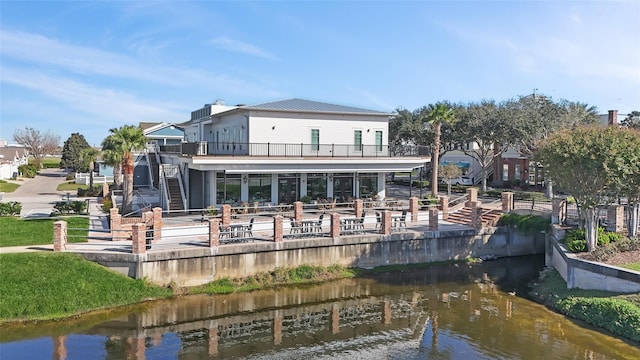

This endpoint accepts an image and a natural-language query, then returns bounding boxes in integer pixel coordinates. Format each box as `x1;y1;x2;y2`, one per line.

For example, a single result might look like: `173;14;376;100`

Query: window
502;164;509;181
354;130;362;151
515;164;521;180
375;131;383;151
311;129;319;151
306;173;328;200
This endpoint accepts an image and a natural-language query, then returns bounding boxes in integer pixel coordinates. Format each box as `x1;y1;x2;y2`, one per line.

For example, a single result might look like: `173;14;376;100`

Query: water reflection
1;256;638;359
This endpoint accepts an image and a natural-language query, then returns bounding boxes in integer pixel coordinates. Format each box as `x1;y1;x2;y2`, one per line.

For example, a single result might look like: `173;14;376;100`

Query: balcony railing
159;142;430;158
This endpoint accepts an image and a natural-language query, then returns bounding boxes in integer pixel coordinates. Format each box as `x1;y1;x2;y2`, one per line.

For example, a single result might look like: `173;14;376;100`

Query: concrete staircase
447;207;503;227
166;178;184;212
148;152;160;189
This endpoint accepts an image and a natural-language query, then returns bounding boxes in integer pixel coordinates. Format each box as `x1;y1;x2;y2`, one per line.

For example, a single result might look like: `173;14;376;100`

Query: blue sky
1;1;639;146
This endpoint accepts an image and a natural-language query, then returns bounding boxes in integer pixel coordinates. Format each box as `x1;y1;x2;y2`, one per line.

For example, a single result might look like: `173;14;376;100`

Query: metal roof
242;98;392;116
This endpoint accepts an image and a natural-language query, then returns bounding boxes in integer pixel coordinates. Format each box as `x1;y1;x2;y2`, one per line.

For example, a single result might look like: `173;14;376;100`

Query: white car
450;176;473;186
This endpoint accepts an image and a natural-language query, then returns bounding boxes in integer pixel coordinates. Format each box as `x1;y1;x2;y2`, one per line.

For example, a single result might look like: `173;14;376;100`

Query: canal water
1;255;638;359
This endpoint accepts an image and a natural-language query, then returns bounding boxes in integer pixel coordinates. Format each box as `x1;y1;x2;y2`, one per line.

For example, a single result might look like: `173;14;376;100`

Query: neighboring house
139;122;185;146
154;98;429;210
0;145;30;180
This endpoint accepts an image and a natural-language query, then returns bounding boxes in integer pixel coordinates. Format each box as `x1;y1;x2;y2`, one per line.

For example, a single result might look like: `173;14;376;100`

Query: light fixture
242;175;248;184
367;129;370;132
272;126;276;130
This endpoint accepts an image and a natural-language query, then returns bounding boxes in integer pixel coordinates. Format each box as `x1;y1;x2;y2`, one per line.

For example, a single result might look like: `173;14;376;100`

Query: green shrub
101;197;113;213
53;201;87;215
566;238;587;252
557;296;640;342
497;213;549;233
0;202;22;217
485;190;503;198
18;164;37;178
65;173;75;181
77;186;101;197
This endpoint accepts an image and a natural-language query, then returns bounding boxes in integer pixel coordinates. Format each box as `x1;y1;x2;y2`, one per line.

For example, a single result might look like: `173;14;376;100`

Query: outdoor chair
289;217;300;235
375;212;382;229
245;218;254;238
397;210;407;229
314;214;324;232
358;211;366;231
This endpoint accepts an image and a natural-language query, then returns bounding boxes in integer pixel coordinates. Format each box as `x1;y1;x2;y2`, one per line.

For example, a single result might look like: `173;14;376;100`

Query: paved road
1;168;75;218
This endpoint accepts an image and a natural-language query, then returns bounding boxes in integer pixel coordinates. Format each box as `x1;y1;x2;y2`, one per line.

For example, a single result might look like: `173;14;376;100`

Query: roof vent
213;99;225;106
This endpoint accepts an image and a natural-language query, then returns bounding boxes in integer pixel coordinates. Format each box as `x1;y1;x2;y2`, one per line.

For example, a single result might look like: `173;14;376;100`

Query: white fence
75;172;114;185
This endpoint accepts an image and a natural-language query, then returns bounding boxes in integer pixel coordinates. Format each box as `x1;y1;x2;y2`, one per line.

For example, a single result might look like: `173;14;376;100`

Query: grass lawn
31;156;61;168
0;252;172;321
0;217;89;247
621;262;640;272
0;180;20;193
57;181;89;192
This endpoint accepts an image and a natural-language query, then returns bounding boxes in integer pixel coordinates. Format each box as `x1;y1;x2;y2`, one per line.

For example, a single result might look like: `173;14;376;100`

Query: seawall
79;227;545;287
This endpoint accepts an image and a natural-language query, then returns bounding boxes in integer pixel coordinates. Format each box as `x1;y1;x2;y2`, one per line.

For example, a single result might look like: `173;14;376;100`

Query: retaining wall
546;225;640;293
80;227;545;287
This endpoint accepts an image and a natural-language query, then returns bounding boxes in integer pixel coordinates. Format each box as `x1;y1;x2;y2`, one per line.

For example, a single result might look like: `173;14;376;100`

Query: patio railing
159;142;430;158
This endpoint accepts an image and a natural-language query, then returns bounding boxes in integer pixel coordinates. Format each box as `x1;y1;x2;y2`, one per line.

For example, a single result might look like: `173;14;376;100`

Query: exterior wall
440;150;483;180
247;111;388;146
80;227;544;287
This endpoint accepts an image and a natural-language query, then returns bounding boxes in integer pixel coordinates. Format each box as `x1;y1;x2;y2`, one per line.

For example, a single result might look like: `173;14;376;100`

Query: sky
1;1;639;146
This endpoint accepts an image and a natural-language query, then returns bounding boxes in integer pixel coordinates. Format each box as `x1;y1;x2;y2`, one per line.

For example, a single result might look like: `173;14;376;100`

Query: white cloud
210;36;277;60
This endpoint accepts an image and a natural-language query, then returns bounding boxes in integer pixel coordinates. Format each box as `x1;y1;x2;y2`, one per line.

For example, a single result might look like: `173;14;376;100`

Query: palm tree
80;147;100;189
101;136;124;190
426;102;456;197
103;125;148;214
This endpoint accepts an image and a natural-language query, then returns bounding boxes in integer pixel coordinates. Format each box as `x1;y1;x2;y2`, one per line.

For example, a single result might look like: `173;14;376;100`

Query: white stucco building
156;98;430;210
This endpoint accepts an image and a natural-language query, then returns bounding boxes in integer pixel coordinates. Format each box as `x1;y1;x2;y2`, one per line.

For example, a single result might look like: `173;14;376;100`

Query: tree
13;127;60;169
104;125;148;214
621;111;640;129
535;126;640;251
439;163;462;196
101;136;124;189
60;133;91;171
455;100;513;192
608;128;640;237
80;147;100;189
425;102;456;197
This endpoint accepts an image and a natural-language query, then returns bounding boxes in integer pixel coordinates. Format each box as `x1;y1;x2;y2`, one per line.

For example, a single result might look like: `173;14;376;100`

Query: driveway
1;168;73;218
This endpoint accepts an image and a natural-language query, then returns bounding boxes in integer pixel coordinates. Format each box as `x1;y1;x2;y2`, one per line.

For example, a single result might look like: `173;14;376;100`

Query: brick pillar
429;208;439;230
152;207;162;243
409;197;419;222
354;199;363;218
551;198;565;225
131;223;147;254
110;207;122;240
501;192;514;212
607;205;624;233
221;204;231;227
439;196;449;220
294;201;303;223
209;218;220;247
381;211;392;235
330;213;341;239
273;314;283;345
273;215;283;242
52;335;67;360
465;188;478;208
142;210;153;224
469;202;482;229
53;221;67;251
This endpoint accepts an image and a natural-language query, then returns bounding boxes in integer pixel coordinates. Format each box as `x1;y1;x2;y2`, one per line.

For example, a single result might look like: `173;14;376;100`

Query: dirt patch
576;249;640;267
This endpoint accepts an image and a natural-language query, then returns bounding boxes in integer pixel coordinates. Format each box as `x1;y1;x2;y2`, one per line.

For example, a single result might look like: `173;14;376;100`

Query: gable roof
0;146;29;163
242;98;392;116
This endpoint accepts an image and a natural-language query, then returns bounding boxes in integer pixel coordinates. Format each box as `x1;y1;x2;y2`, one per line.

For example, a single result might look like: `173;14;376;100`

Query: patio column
131;223;147;254
469;202;482;229
465;188;478;207
273;215;283;242
354;198;363;218
330;213;341;239
294;201;303;223
439;196;449;220
110;207;122;240
552;198;566;225
501;192;514;212
209;218;220;247
429;208;439;231
381;211;392;235
409;197;419;222
152;207;163;243
607;205;624;233
221;204;231;227
53;220;67;252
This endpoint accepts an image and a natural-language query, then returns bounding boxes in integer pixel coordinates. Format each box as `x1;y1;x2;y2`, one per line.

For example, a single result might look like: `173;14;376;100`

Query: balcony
159;141;430;158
